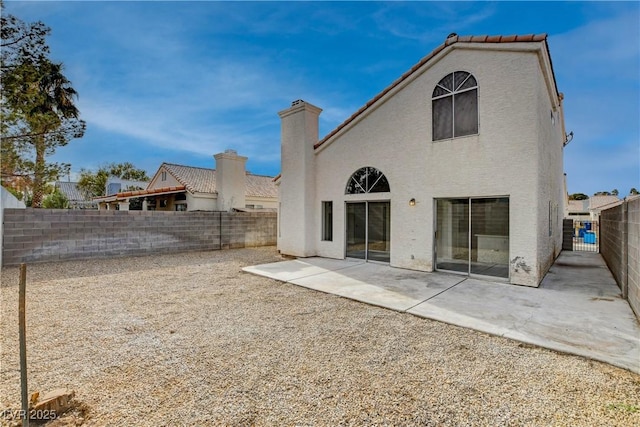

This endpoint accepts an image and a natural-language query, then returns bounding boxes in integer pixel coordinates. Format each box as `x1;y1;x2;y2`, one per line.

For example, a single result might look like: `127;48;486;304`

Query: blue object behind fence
584;231;596;244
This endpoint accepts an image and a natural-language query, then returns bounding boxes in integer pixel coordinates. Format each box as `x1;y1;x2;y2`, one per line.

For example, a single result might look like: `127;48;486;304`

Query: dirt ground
1;247;639;426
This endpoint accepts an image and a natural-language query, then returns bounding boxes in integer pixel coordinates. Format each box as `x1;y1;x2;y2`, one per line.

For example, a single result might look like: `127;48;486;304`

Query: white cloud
371;2;496;43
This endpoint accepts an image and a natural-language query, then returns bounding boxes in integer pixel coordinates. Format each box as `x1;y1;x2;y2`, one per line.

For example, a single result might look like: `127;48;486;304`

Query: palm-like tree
28;60;82;207
3;59;85;207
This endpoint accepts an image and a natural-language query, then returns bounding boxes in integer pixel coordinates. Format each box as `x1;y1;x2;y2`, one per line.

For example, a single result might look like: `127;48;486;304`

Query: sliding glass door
435;199;469;273
436;197;509;278
346;201;390;262
346;203;367;259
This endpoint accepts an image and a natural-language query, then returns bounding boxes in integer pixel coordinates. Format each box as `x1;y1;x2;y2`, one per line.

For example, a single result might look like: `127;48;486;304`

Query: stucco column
277;100;322;257
118;201;130;211
142;198;148;211
214;149;248;211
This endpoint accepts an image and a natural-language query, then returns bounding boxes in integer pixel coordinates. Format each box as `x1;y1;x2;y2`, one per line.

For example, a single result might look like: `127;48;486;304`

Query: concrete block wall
626;199;639;319
1;187;26;267
600;198;639;320
220;212;277;249
2;209;276;265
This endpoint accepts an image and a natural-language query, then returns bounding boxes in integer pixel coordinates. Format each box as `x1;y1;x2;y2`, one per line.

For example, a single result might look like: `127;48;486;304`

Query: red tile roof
118;185;186;198
314;33;552;150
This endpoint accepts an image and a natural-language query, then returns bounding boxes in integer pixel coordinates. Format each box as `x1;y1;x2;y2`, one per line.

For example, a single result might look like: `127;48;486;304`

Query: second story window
432;71;478;141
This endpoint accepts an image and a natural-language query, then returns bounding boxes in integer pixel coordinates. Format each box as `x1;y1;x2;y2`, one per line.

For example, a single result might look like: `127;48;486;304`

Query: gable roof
245;174;279;198
55;181;88;202
162;163;217;193
589;195;620;210
314;33;554;150
159;163;277;198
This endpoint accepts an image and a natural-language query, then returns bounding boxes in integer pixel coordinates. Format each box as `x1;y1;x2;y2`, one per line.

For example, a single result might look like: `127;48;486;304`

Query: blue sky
5;1;640;196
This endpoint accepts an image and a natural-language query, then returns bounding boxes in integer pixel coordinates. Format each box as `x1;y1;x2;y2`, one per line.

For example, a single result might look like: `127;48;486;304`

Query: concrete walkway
243;252;640;374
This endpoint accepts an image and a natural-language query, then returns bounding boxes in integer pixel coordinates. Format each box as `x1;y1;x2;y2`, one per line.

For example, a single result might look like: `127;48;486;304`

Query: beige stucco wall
280;43;564;287
534;53;565;280
186;193;217;211
148;166;182;189
245;196;278;209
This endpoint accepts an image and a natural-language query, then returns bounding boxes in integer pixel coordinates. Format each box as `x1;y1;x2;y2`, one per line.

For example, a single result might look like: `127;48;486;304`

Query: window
322;201;333;241
161;171;167;181
345;167;390;194
432;71;478;140
175;203;187;211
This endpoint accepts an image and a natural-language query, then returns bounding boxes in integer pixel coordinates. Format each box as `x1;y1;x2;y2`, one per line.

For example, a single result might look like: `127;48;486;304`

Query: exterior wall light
409;198;416;206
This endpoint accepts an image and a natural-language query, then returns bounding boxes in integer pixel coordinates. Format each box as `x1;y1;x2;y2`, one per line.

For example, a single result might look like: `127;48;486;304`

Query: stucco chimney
277;100;322;257
214;149;247;211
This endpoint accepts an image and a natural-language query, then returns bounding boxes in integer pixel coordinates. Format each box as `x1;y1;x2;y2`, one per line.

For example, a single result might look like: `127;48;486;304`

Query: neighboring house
94;150;277;211
276;33;567;287
588;195;622;220
564;195;621;221
55;181;98;209
565;199;590;221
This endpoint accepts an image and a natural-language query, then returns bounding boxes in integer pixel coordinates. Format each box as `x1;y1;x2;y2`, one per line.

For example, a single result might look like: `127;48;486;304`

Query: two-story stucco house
276;33;567;287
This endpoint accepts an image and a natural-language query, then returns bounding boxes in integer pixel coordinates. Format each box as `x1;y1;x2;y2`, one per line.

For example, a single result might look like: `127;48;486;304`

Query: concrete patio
244;251;640;374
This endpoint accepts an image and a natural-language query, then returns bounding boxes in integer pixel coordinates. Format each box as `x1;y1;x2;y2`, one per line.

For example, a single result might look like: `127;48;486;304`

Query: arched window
345;167;390;194
432;71;478;141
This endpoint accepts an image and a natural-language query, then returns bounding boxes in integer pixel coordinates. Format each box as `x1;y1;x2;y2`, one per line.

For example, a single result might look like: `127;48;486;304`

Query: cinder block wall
1;209;276;265
626;199;639;318
600;204;624;288
600;198;640;320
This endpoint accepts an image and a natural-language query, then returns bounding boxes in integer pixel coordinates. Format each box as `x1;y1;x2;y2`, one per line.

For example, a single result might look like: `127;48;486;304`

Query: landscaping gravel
1;247;639;426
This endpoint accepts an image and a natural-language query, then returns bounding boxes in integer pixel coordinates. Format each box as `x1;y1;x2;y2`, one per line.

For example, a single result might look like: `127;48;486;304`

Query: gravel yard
1;247;639;426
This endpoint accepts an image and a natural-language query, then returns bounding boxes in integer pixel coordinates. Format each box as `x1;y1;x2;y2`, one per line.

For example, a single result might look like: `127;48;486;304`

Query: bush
42;189;69;209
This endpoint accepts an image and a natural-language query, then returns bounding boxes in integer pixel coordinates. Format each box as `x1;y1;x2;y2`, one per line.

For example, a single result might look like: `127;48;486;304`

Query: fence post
19;263;29;427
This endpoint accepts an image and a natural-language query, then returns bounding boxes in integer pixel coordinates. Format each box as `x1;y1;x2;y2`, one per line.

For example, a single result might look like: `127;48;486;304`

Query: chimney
277;100;322;256
214;149;247;211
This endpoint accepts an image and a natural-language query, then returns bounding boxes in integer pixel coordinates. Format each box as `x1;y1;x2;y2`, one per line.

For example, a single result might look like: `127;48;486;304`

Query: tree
77;162;150;198
1;4;85;207
594;191;612;196
631;188;639;195
611;189;619;196
42;187;69;209
568;193;589;201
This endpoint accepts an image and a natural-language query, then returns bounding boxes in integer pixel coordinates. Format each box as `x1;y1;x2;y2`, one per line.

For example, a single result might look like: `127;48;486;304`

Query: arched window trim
432;72;476;99
432;71;479;141
345;166;390;194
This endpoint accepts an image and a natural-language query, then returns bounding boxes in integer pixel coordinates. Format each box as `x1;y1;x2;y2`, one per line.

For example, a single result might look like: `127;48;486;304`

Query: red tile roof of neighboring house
156;163;278;198
314;33;553;150
118;185;186;198
162;163;217;194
